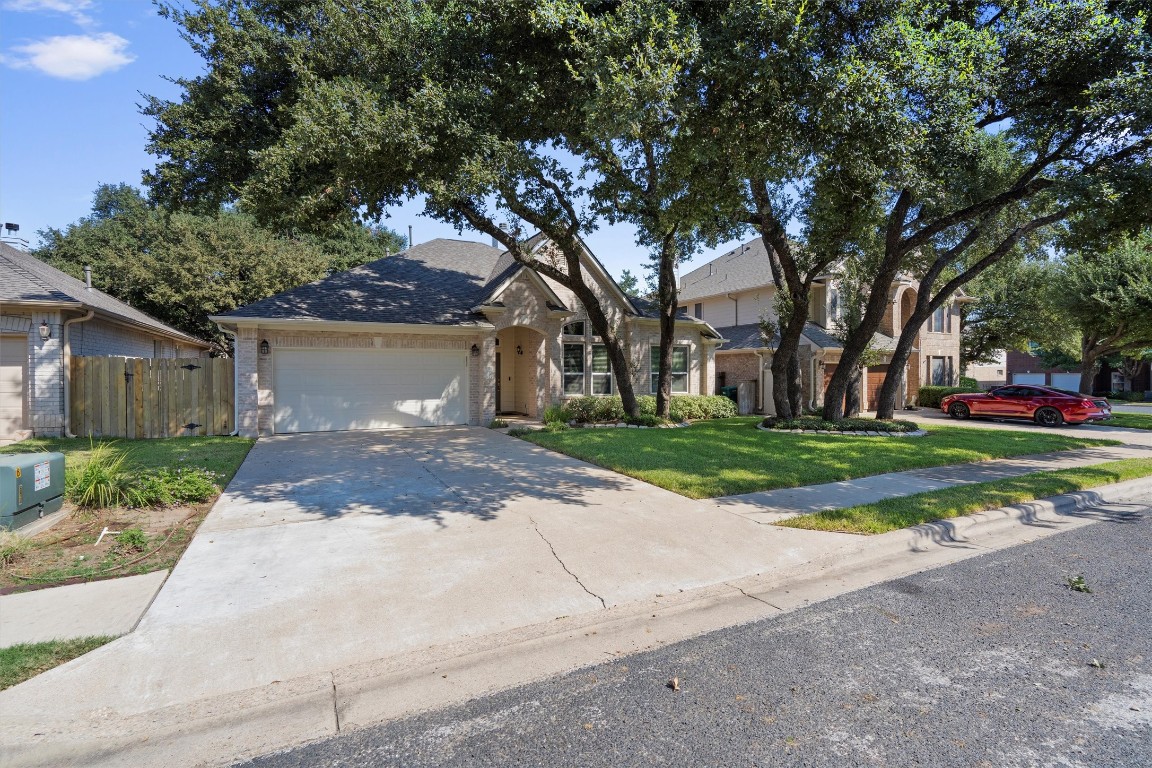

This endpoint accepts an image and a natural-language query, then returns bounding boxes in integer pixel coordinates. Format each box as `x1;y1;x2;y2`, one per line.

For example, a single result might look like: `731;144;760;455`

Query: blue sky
0;0;749;280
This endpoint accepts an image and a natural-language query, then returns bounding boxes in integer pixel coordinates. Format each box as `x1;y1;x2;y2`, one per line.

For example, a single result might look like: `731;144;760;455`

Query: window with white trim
650;345;689;394
929;356;953;386
562;321;585;336
591;344;612;394
929;306;948;333
563;343;585;394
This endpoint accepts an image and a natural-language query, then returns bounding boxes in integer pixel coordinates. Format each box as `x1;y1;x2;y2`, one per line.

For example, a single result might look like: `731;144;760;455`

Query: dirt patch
1;501;212;594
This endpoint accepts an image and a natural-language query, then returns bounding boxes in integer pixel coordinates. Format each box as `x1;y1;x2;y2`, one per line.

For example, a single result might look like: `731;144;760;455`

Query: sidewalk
1;426;1149;768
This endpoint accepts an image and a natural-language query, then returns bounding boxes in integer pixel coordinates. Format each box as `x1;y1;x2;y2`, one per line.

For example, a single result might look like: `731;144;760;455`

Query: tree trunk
570;278;640;417
788;351;802;415
1079;341;1100;395
875;305;931;419
655;236;679;419
844;367;862;418
770;350;793;418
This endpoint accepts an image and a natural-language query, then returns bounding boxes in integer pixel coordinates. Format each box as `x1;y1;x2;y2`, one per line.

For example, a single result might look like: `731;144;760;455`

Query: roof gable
679;238;777;301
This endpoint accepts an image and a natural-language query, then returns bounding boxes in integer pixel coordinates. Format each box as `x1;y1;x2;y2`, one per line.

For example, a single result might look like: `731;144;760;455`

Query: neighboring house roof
678;238;777;302
714;321;896;353
220;239;507;326
0;243;209;347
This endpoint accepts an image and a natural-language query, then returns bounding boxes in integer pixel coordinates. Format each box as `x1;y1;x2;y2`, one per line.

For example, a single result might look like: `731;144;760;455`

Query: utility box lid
0;452;66;520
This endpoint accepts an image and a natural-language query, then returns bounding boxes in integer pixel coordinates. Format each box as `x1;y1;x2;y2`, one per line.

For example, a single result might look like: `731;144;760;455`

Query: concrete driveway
1;427;850;724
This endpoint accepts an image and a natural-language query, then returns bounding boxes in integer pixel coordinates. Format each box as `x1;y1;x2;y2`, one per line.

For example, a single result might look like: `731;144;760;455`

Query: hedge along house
211;236;723;437
0;243;211;441
677;238;968;415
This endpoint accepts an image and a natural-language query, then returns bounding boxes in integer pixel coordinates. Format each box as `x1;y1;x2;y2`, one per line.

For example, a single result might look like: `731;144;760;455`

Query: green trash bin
720;385;738;403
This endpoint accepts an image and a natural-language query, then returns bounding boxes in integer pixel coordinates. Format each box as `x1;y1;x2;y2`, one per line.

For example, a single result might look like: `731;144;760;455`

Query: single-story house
1;243;211;440
212;236;722;436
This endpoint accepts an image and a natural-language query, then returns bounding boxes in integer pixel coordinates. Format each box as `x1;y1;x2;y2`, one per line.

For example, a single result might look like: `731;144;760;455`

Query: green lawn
778;457;1152;535
0;636;116;690
1105;412;1152;430
0;436;254;484
521;418;1118;498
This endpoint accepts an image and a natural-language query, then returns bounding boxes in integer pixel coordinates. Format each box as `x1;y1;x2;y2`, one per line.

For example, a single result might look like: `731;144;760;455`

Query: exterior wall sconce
38;321;51;341
516;345;523;356
470;344;480;357
259;339;270;355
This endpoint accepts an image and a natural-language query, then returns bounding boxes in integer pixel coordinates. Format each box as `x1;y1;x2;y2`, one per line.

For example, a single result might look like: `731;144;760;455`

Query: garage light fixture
260;339;270;355
471;344;480;357
516;345;523;356
38;321;51;341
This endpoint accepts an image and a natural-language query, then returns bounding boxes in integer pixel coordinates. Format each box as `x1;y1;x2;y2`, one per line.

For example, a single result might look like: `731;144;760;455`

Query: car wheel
948;402;970;420
1034;407;1064;427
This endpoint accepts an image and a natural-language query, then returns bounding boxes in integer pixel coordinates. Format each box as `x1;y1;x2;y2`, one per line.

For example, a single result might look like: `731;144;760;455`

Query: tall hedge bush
918;385;980;408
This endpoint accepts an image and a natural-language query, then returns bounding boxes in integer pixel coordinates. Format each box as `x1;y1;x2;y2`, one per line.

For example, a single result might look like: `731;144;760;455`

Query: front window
563;343;585;394
929;356;953;386
693;303;703;319
562;321;586;336
591;344;612;394
930;306;948;333
651;345;689;394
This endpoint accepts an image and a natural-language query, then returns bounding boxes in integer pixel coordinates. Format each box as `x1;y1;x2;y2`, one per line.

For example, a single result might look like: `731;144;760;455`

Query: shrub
542;404;571;424
761;416;920;433
131;467;220;507
488;418;508;429
67;442;139;509
507;427;532;438
626;414;664;427
564;396;599;423
540;421;570;433
959;376;979;389
917;385;980;409
114;527;149;553
592;396;626;422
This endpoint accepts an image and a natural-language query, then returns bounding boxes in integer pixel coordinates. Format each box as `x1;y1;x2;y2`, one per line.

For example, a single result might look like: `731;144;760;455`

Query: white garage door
1;335;27;438
1012;373;1046;385
273;348;469;433
1050;373;1082;392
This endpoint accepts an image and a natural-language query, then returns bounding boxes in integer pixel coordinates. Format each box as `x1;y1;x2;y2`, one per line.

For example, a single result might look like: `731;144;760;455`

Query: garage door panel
274;348;468;433
1012;373;1046;385
1050;373;1082;392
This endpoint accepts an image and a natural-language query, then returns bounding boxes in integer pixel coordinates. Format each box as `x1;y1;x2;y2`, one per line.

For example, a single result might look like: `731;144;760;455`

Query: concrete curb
2;476;1149;767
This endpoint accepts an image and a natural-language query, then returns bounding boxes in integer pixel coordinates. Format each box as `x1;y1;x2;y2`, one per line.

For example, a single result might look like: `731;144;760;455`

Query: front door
495;352;502;414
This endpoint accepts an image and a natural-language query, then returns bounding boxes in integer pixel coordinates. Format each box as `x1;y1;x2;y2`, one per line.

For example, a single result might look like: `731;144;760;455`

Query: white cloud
7;32;134;80
3;0;95;26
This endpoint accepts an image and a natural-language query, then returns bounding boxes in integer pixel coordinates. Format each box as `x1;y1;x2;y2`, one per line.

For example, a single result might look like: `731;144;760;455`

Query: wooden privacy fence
71;356;234;438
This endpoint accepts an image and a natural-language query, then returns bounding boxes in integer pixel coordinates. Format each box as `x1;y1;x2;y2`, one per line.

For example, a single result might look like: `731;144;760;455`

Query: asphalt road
241;503;1152;768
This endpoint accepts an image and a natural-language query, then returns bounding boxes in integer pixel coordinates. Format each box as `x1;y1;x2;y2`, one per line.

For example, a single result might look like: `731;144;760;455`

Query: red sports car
941;385;1112;427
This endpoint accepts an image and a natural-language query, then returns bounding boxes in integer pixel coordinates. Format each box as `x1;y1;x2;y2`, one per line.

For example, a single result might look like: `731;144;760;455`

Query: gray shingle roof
714;321;893;352
220;239;506;325
679;238;777;301
0;243;209;346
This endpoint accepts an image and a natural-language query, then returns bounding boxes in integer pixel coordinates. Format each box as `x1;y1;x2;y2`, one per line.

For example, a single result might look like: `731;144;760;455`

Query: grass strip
778;457;1152;535
0;635;117;690
1104;412;1152;430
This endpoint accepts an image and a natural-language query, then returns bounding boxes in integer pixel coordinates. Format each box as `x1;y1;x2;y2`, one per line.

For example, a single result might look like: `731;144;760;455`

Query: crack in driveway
528;516;607;609
727;583;783;610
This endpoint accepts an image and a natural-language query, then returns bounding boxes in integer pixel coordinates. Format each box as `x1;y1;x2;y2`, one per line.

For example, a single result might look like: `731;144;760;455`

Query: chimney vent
84;265;92;290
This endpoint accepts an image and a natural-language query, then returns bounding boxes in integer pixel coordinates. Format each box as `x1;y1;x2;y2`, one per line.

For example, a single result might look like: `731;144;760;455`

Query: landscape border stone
756;425;928;438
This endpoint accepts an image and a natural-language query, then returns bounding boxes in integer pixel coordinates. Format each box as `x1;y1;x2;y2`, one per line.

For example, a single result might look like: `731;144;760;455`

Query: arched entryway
495;326;546;417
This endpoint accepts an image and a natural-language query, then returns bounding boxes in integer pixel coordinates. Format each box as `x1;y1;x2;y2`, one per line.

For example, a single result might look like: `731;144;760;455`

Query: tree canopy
36;183;404;352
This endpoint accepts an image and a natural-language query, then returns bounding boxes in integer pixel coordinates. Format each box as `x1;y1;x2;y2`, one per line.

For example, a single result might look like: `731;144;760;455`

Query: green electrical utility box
0;453;66;531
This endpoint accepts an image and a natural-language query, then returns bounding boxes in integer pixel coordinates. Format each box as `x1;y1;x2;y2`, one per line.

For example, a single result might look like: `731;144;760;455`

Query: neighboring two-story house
678;238;964;414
